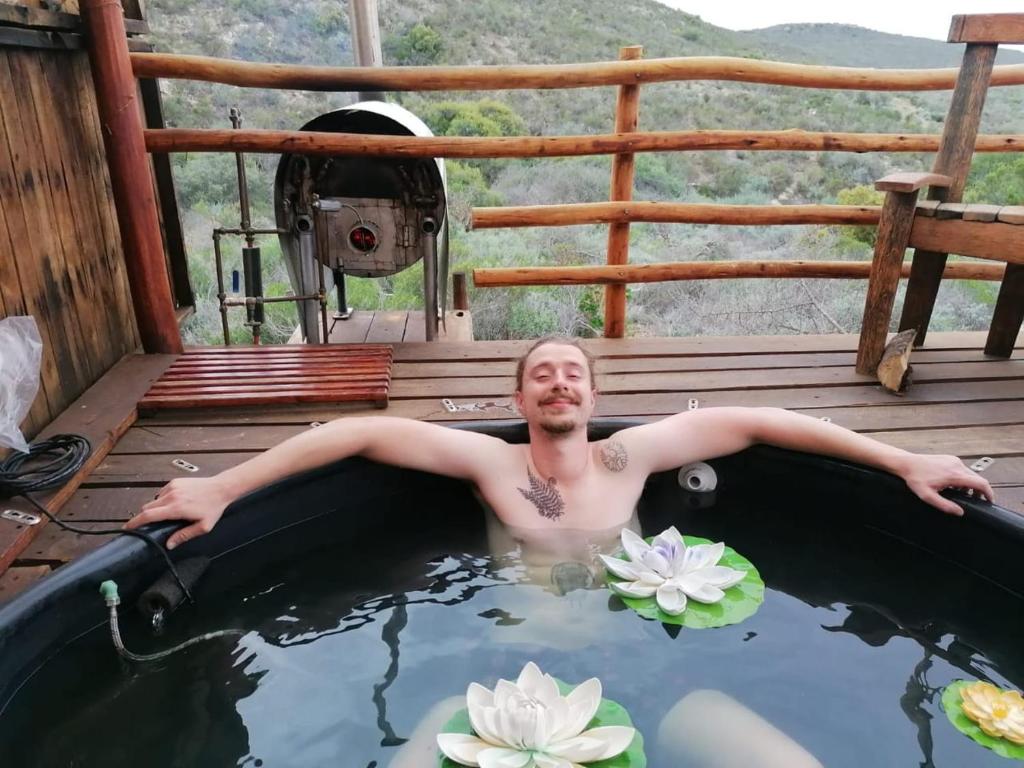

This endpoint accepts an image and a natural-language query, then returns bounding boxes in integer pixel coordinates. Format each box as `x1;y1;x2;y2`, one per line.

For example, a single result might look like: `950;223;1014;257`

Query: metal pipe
316;244;330;344
222;294;322;306
212;231;231;345
229;108;255;248
422;217;438;341
295;215;321;342
333;267;352;320
214;227;287;236
241;245;264;344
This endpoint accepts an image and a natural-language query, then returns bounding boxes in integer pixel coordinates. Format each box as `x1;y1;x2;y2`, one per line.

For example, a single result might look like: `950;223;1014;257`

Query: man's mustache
541;389;581;405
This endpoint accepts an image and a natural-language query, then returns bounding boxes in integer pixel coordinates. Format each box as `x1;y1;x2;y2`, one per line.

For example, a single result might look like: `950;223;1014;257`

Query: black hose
0;434;194;605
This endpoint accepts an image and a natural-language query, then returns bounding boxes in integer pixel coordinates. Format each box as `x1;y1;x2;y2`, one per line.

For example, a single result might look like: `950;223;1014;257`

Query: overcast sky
656;1;1023;49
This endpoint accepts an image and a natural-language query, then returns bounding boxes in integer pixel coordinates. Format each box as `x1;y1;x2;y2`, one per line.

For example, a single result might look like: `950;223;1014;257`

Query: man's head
514;336;597;437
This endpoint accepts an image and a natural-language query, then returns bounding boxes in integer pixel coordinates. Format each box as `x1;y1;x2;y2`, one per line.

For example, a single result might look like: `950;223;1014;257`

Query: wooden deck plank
996;486;1024;515
402;310;427;342
390;331;1020;362
134;377;1024;426
326;311;373;343
60;486;155;523
395;348;1021;378
366;311;409;344
112;400;1024;455
18;522;113;565
0;566;51;602
0;355;175;573
387;361;1022;399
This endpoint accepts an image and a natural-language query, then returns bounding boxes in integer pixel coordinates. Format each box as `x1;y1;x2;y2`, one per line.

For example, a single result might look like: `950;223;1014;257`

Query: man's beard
538;412;584;437
536;388;585;437
540;418;577;436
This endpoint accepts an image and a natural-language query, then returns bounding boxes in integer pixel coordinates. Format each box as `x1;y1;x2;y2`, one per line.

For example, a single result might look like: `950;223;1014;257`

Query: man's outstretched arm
125;417;505;548
616;407;994;515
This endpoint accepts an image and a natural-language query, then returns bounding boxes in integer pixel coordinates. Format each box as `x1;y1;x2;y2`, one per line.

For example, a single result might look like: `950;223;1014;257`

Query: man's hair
514;335;596;392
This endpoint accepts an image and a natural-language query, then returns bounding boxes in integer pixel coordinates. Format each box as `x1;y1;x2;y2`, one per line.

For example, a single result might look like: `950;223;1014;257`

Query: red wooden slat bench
138;344;393;412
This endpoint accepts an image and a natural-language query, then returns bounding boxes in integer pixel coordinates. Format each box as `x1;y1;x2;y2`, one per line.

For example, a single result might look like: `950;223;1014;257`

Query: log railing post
985;263;1024;356
898;39;997;348
603;45;642;338
857;173;951;375
452;272;469;311
82;0;182;354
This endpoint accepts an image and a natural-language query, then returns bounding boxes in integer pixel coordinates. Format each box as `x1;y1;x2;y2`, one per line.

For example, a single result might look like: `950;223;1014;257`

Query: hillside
144;0;1024;342
747;23;1024;68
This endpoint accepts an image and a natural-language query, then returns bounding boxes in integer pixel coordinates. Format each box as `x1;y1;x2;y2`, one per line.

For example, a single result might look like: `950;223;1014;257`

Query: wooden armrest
875;172;953;193
949;14;1024;44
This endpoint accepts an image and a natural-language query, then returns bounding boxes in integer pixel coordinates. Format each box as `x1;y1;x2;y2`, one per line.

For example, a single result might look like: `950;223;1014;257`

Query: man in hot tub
129;335;992;549
127;335;993;766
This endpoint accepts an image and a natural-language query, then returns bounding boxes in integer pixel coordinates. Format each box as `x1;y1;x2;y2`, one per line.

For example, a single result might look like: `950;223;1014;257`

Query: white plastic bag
0;316;43;454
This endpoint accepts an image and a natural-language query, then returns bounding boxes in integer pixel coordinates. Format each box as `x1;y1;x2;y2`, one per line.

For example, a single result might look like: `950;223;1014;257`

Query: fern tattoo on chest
518;467;566;520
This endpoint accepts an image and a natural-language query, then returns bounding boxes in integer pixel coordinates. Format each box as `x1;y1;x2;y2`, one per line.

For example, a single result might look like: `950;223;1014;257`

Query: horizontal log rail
470;202;882;230
130;52;1024;92
472;260;1005;287
144;127;1024;158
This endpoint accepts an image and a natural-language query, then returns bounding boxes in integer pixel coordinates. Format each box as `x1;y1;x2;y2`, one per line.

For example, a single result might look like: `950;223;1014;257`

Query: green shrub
835;184;884;246
385;23;444;65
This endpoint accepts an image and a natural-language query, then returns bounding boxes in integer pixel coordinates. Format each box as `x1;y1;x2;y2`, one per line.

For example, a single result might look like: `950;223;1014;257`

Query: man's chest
479;469;645;529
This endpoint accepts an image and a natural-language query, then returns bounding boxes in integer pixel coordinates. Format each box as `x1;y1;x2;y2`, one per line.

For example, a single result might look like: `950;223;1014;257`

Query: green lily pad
941;680;1024;760
438;679;646;767
605;535;765;629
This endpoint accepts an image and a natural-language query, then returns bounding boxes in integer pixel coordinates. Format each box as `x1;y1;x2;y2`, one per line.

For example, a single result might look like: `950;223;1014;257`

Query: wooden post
856;173;949;375
82;0;182;354
898;42;997;347
452;272;469;311
603;45;642;338
346;0;385;101
985;263;1024;356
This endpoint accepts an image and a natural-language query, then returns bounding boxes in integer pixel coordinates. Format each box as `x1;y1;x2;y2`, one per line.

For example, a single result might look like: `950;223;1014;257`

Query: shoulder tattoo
600;439;628;472
517;467;565;520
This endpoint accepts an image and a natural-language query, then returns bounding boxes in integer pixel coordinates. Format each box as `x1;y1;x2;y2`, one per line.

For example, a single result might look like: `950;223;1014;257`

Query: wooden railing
84;1;1024;347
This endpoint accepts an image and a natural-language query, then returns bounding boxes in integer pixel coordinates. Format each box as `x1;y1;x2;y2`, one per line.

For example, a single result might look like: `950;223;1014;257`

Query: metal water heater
274;102;448;341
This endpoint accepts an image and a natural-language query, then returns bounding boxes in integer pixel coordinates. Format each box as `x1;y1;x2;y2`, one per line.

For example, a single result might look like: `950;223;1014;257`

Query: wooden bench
856;13;1024;375
138;344;394;412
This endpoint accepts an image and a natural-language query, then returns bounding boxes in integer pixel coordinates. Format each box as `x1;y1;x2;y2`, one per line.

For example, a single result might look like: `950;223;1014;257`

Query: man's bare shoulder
594;409;768;476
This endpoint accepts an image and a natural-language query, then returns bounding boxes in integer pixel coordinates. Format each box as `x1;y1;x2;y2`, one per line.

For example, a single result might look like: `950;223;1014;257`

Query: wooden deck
288;309;474;344
1;331;1021;602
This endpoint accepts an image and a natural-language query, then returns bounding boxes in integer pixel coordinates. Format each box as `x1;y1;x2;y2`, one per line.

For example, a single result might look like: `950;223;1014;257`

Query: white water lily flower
600;526;745;616
436;661;635;767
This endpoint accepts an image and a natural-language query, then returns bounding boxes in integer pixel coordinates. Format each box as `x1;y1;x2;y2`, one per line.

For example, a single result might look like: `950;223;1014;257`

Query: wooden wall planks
0;45;139;440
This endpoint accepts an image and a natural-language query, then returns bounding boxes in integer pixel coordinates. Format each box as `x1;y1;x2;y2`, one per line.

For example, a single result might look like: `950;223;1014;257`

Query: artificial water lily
600;526;745;616
436;661;636;767
960;681;1024;745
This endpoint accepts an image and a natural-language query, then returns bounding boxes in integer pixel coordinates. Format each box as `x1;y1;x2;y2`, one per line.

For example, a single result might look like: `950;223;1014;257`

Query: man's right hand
124;476;235;550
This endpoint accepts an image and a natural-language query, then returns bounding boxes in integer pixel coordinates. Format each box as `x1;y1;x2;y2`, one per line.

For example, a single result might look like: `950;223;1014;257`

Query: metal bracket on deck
310;422;324;428
970;457;995;473
688;399;699;411
171;458;200;473
2;509;41;526
441;398;516;414
819;416;832;423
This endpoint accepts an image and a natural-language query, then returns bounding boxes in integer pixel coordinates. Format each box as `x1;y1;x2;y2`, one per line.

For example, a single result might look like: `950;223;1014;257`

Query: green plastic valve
99;580;120;606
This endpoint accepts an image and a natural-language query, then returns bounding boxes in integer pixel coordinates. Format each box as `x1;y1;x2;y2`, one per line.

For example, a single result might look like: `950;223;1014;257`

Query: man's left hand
897;454;995;516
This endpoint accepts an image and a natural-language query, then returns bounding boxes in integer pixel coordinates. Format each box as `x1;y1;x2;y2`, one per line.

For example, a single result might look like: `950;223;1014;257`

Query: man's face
515;343;597;437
